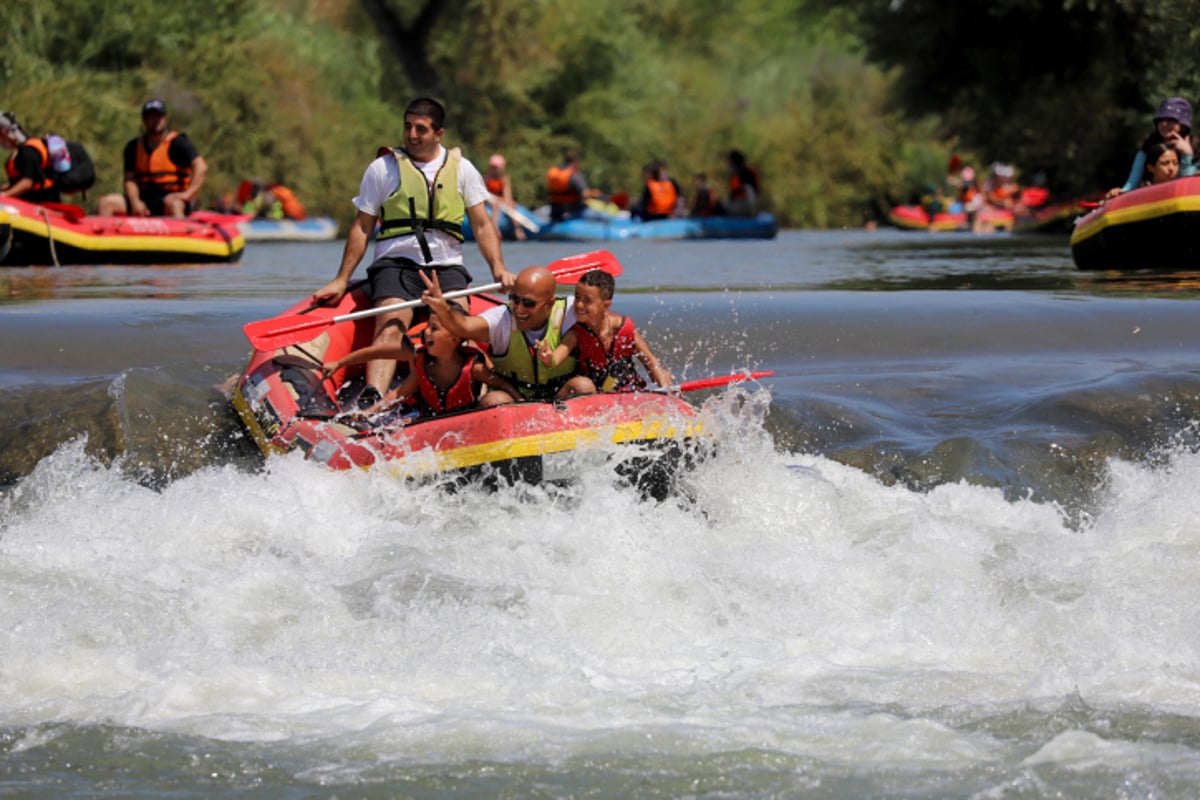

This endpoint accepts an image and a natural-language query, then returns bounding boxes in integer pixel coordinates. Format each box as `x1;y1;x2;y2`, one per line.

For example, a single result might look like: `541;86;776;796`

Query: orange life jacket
644;177;677;216
485;175;504;196
4;138;54;191
729;165;759;199
546;164;579;205
134;131;191;193
269;184;306;220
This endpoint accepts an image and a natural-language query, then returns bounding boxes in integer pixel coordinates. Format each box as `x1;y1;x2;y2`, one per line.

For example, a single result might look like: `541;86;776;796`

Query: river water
3;229;1200;797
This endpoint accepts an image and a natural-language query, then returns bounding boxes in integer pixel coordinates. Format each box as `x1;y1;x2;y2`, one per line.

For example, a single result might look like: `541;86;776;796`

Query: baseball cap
142;99;167;116
489;153;506;170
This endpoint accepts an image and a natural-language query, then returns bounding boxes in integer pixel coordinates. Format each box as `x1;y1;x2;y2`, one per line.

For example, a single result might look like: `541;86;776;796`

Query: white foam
3;396;1200;766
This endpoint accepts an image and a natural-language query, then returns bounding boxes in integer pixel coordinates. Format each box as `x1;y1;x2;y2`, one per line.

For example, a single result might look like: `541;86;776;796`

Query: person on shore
1106;97;1196;199
546;147;604;222
312;97;515;408
722;149;760;216
420;264;576;402
97;99;208;218
0;112;62;204
536;268;673;395
323;306;520;417
483;153;526;241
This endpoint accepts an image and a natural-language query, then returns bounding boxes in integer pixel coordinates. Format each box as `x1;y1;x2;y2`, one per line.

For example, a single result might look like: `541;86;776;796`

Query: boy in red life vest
536;268;673;395
323;306;520;418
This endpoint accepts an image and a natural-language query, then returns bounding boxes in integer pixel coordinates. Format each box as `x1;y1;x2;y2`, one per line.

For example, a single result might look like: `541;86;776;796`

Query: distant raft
0;197;243;266
1070;176;1200;271
238;216;339;242
886;203;1014;233
464;204;777;242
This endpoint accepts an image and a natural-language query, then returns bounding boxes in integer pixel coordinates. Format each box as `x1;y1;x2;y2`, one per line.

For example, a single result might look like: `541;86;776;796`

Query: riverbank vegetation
3;0;1197;229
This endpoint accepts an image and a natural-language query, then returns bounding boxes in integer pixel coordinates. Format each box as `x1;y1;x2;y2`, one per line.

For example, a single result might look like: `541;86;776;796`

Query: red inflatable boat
0;197;244;266
229;253;715;496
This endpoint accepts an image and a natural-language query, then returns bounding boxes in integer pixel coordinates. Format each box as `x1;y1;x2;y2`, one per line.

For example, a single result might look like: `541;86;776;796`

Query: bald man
421;265;577;402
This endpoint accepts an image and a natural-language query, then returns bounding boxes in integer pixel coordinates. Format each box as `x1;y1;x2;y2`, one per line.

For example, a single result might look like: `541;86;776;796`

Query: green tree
844;0;1200;194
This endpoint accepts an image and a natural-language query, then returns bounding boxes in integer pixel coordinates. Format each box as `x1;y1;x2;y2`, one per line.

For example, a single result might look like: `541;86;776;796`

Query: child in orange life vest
536;269;673;395
323;307;519;416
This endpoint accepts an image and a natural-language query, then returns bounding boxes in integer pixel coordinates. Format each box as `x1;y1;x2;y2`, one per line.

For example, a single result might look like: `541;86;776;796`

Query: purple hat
1154;97;1192;131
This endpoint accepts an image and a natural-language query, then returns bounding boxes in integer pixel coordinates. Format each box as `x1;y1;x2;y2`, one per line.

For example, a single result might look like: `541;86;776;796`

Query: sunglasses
509;293;542;309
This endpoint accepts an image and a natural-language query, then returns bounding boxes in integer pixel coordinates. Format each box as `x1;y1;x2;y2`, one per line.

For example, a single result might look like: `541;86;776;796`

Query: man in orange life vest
0;111;62;204
545;147;603;222
631;159;683;221
98;99;208;218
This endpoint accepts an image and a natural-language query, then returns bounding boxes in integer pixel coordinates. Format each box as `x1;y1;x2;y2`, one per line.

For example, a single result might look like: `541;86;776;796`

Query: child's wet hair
578;269;615;300
427;304;468;340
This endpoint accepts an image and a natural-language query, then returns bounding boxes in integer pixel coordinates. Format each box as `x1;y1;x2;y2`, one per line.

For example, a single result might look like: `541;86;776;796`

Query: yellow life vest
378;147;465;262
492;297;576;399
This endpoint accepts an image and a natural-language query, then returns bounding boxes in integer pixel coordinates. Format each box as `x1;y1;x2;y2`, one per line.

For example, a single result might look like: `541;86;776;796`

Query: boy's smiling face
572;283;610;327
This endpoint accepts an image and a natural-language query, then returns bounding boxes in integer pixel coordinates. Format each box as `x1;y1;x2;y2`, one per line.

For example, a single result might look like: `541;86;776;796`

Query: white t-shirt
479;301;577;355
354;145;489;266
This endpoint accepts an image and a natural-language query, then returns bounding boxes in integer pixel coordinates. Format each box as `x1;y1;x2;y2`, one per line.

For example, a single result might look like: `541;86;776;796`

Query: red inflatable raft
229;278;708;496
886;204;1014;233
0;197;244;266
1070;176;1200;270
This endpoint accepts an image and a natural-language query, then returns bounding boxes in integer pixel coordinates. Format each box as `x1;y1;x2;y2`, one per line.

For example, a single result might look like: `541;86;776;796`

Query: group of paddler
1;100;310;222
245;97;747;427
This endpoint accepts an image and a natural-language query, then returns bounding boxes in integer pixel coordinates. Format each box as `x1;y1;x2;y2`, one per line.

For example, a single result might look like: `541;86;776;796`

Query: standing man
0;112;61;204
97;99;207;218
313;97;516;407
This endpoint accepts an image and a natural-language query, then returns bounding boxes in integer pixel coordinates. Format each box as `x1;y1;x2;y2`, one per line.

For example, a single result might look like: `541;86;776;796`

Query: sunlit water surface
3;230;1200;797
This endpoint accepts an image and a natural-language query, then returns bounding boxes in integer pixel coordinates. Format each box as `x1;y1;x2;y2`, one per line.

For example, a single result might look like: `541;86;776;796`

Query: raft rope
35;206;61;267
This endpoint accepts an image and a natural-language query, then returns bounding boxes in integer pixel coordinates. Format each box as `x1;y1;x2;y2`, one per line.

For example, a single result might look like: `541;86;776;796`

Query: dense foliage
4;0;1196;228
845;0;1200;197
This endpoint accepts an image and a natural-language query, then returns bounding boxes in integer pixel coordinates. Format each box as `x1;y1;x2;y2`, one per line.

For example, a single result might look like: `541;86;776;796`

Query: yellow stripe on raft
7;213;244;257
1071;193;1200;246
380;417;702;479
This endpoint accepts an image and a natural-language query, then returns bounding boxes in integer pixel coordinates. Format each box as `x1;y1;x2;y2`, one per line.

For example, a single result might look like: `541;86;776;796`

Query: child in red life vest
537;268;673;395
324;307;520;416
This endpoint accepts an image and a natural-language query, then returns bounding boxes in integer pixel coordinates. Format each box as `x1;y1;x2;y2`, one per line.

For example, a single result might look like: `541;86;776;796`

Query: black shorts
366;257;473;304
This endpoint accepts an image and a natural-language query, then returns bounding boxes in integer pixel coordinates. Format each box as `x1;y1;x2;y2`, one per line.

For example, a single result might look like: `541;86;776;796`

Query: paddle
488;193;542;233
244;249;621;351
675;370;774;393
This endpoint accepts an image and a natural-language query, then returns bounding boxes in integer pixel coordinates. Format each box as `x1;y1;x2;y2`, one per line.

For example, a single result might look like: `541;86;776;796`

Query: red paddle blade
37;201;87;223
243;313;337;351
549;249;621;283
677;370;774;393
